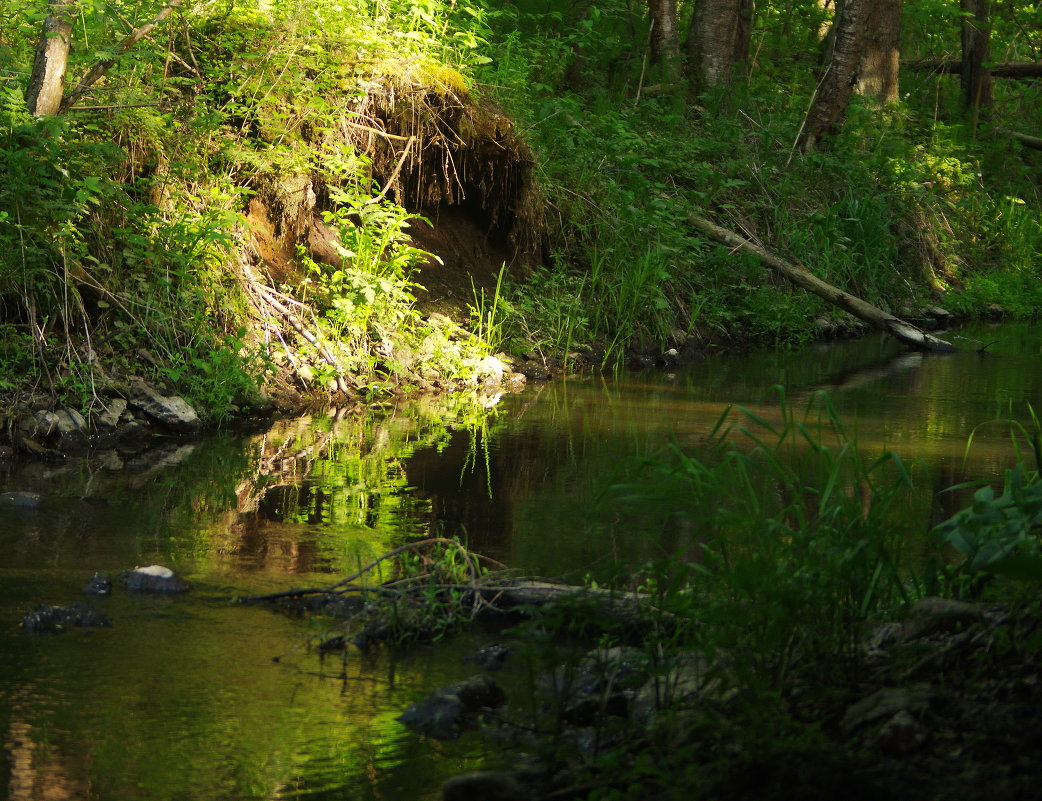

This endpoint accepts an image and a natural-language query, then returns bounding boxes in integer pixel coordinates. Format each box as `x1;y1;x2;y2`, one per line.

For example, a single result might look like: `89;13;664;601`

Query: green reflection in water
0;392;506;801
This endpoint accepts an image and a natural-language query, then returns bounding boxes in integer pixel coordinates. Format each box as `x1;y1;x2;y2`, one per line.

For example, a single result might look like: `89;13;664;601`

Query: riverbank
4;0;1041;437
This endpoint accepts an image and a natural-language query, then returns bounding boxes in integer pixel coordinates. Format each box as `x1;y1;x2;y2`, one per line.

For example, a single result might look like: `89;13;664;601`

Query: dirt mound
245;66;543;315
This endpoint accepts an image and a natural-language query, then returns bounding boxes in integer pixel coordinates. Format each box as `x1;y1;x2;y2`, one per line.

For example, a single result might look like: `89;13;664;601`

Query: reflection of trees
6;717;88;801
192;396;505;575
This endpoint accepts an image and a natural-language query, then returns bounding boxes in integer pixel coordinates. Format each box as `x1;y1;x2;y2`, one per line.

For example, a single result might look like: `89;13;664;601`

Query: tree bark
960;0;991;116
686;0;751;93
688;214;957;352
648;0;682;85
797;0;869;153
858;0;901;104
25;0;75;116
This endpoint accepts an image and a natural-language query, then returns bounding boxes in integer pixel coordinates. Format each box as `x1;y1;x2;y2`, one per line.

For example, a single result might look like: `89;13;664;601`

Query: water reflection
2;322;1042;799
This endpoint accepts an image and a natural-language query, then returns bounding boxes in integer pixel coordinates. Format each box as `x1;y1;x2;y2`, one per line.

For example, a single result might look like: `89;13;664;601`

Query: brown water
2;321;1041;800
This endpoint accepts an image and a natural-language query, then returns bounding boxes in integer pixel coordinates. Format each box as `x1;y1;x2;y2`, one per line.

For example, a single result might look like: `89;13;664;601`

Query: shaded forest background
0;0;1040;415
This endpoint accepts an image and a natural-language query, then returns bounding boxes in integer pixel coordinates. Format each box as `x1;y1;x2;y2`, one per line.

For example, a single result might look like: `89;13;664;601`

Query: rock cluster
21;566;189;635
9;378;206;462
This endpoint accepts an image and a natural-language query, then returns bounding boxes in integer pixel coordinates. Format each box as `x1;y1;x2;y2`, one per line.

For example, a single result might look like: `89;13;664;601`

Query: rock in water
398;674;506;740
84;572;112;596
120;565;190;594
126;378;202;434
21;602;112;633
443;771;525;801
470;643;512;670
135;564;174;578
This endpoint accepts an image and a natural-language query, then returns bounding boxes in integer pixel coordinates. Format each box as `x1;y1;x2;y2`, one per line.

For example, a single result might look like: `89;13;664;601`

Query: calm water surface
2;321;1041;800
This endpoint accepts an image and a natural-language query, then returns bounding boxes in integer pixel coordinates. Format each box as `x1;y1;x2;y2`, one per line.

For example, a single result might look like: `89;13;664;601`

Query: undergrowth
475;4;1042;361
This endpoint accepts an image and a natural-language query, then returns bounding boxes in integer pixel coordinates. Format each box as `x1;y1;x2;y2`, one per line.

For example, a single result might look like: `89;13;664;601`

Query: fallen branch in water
238;540;671;632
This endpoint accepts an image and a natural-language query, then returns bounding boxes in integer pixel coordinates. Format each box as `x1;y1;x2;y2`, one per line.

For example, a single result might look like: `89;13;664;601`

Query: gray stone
95;398;127;429
21;602;112;633
398;674;506;740
54;407;88;436
871;709;929;755
126;378;201;434
633;650;732;721
841;685;933;736
30;410;60;436
470;643;511;671
84;572;112;596
119;566;190;594
517;361;550;381
900;597;982;642
98;451;125;471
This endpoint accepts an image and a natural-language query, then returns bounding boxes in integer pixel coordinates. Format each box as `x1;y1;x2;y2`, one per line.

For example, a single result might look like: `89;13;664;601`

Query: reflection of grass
609;390;925;662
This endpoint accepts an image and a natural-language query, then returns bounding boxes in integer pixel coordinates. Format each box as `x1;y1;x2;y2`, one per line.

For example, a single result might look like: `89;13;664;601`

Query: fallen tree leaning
688;213;958;353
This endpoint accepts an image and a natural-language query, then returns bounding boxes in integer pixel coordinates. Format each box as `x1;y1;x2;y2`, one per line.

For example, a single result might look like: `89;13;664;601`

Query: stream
2;321;1041;800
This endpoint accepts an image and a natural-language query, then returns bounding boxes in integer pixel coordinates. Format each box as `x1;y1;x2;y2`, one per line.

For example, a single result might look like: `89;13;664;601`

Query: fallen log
995;128;1042;151
688;214;958;352
905;60;1042;79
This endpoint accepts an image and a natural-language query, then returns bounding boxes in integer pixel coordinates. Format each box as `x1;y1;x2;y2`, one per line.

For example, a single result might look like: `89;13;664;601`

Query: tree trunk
960;0;991;116
858;0;901;104
648;0;682;85
688;214;957;352
686;0;751;93
25;0;75;116
797;0;869;153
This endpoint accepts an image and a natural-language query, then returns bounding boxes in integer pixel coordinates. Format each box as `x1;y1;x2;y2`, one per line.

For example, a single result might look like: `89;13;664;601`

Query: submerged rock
84;572;113;596
21;602;112;633
120;565;190;594
470;643;511;671
398;674;506;740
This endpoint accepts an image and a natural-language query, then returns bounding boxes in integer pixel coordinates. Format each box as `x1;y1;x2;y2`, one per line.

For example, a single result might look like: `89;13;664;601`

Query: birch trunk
25;0;75;116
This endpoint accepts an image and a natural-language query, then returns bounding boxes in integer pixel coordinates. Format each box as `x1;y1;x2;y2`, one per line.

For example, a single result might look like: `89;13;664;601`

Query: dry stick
688;213;959;352
635;18;653;105
59;0;185;112
249;280;351;394
68;103;160;110
342;118;413;142
787;63;831;165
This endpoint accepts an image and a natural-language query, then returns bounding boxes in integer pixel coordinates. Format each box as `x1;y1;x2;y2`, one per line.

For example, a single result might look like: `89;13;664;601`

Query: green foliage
500;263;591;360
477;0;1042;355
935;407;1042;586
935;466;1042;583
